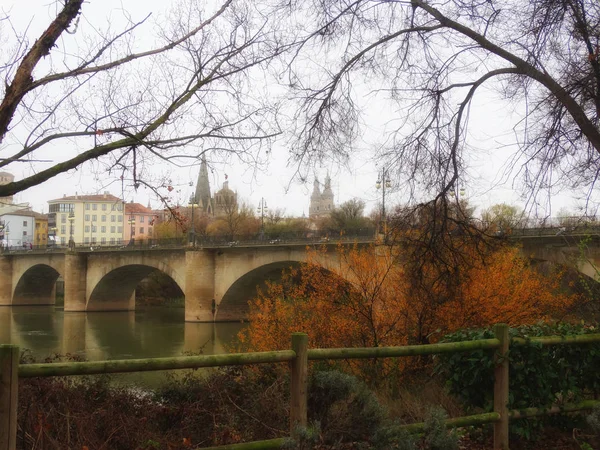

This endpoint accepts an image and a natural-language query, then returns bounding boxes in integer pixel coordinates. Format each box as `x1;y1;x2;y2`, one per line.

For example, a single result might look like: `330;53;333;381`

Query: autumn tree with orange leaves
240;239;578;380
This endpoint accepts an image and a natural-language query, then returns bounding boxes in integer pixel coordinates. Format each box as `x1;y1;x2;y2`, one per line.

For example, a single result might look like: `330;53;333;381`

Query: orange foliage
240;243;579;360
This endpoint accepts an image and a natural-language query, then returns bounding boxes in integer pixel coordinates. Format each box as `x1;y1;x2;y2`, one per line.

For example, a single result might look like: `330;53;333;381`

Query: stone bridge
0;242;353;322
1;233;599;322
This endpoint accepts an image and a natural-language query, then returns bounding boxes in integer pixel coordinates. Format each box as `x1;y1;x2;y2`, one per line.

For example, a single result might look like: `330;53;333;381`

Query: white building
0;210;35;248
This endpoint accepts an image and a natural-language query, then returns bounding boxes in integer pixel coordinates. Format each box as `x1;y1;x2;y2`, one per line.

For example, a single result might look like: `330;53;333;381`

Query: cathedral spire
195;156;212;213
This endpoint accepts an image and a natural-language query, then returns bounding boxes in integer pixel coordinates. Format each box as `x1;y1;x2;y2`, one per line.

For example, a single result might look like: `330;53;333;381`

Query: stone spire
194;157;212;214
311;177;321;198
322;173;333;197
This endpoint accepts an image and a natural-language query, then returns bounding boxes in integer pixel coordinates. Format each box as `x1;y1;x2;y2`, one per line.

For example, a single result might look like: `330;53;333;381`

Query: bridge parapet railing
0;230;379;254
2;324;600;450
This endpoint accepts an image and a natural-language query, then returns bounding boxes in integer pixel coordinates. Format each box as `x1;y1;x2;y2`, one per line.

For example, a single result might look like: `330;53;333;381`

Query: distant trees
316;199;372;233
481;203;525;235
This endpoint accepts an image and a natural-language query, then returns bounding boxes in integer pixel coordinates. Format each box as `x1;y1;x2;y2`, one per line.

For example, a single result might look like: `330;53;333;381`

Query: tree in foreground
0;0;283;198
281;0;600;209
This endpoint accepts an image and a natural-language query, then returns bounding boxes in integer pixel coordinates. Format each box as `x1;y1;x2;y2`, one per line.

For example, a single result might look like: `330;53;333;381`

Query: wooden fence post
0;345;18;450
290;333;308;435
493;324;509;450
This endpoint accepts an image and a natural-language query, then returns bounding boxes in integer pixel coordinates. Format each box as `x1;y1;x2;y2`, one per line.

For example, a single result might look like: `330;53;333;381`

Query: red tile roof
125;202;153;214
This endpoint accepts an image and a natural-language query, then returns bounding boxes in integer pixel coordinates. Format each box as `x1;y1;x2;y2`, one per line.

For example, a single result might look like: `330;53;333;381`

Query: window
91;225;97;233
91;237;97;244
35;223;40;229
111;215;115;222
140;216;144;223
139;227;144;234
85;214;90;221
92;204;97;210
60;237;66;245
117;204;123;211
118;215;122;222
101;226;106;233
110;238;115;244
92;215;97;221
111;226;116;233
86;204;90;210
23;220;27;227
101;237;106;244
84;237;90;244
49;203;74;213
85;226;90;233
102;204;107;211
22;231;27;236
117;226;123;233
61;225;66;234
101;215;106;222
148;227;153;236
61;215;66;223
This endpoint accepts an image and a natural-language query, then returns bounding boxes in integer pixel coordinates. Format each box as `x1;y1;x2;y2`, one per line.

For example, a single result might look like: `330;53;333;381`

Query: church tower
194;157;213;215
309;174;335;218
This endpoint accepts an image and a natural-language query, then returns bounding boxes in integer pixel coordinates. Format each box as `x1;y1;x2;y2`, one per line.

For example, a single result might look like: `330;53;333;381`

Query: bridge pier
64;253;87;311
0;257;12;306
185;250;215;322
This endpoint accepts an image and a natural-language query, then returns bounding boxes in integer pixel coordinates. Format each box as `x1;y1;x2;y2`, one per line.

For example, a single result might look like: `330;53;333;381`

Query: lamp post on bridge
188;196;198;248
68;211;75;250
128;216;135;246
376;169;392;240
0;221;5;251
257;197;268;240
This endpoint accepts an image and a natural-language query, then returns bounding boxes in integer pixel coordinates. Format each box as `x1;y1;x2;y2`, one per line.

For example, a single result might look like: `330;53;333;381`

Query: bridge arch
13;264;62;305
217;260;304;321
87;264;184;311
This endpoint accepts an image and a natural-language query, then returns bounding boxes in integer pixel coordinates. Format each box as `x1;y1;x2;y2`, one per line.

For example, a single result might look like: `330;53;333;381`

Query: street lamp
257;197;268;240
376;169;392;238
0;221;5;250
188;196;198;247
68;211;75;249
128;216;136;245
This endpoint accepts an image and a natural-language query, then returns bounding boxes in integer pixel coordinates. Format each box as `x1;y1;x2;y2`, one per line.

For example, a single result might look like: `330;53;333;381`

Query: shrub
435;322;600;438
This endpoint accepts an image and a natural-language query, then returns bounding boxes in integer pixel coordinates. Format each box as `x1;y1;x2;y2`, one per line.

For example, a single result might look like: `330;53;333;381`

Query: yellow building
33;212;48;246
48;192;125;246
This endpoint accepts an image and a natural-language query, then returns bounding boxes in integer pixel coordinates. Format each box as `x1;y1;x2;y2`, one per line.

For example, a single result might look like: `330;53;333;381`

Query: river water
0;305;244;386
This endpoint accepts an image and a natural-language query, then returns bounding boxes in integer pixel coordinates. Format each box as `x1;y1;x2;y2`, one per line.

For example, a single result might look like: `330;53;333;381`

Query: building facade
48;192;125;245
0;171;15;207
309;174;335;218
0;210;35;248
124;202;156;241
33;212;48;246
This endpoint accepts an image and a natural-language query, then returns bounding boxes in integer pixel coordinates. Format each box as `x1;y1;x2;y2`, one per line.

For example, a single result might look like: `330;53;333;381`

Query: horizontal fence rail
18;350;296;378
3;327;600;450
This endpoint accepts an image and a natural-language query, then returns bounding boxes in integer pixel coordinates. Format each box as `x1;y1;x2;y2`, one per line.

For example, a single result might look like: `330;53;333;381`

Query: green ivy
434;322;600;437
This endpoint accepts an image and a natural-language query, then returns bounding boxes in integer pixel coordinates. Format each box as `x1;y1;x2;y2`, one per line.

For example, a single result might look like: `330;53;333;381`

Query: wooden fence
2;324;600;450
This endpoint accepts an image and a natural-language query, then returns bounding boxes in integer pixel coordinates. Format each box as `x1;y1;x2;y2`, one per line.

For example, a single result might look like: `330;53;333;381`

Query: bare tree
280;0;600;210
0;0;285;197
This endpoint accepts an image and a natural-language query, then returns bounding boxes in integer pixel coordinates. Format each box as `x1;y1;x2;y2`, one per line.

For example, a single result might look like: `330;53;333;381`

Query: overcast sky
2;0;591;219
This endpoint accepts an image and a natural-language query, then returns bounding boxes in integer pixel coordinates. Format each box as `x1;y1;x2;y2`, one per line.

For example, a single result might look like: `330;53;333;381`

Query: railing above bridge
3;222;600;255
0;229;378;255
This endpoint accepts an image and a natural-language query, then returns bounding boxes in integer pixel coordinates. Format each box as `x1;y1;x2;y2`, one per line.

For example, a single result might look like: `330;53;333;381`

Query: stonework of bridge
518;234;600;280
1;234;599;322
0;243;349;322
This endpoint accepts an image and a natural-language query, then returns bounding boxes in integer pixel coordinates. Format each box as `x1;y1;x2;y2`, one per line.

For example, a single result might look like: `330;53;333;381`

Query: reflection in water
0;306;244;365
